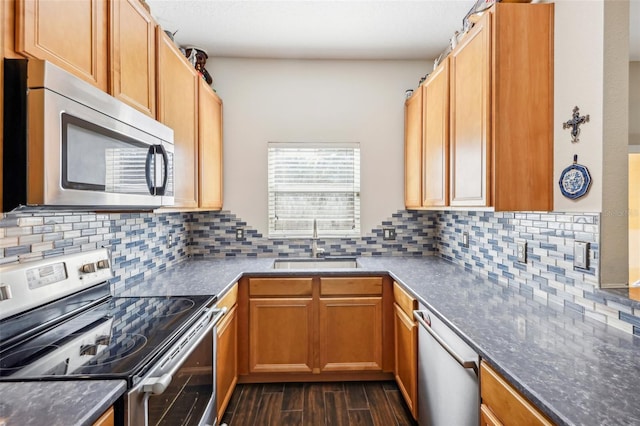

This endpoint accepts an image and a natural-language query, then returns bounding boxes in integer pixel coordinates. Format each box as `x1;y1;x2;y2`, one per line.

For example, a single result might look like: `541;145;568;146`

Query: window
268;142;360;238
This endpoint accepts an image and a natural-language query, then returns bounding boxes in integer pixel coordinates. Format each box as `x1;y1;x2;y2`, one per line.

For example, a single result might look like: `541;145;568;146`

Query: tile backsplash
1;208;638;336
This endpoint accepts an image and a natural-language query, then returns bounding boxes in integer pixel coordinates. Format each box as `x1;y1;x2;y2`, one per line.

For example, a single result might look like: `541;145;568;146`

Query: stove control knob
0;285;12;301
81;263;96;274
97;259;110;270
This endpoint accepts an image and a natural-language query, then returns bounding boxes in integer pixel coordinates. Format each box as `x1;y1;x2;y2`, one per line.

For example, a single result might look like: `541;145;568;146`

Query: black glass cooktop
0;293;214;383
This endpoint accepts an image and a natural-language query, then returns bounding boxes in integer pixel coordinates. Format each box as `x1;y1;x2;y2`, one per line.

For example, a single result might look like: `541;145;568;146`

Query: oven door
127;307;226;426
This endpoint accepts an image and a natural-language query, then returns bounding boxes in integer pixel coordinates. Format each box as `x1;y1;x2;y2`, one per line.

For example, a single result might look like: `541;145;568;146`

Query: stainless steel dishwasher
414;306;479;426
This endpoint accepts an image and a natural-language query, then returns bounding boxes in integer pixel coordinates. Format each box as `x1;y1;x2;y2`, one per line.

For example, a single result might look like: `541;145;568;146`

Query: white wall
207;58;429;234
551;0;630;287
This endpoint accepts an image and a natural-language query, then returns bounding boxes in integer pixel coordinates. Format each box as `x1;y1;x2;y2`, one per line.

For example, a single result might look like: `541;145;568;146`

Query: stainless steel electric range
0;248;225;426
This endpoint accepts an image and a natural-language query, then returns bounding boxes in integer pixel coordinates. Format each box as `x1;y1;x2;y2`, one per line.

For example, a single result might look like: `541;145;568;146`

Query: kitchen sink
272;257;359;270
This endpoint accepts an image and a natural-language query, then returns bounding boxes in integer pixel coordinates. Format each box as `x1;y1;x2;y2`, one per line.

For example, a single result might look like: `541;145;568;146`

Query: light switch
574;241;589;269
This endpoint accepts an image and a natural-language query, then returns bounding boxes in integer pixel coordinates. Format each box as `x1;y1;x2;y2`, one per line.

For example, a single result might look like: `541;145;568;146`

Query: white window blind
268;142;361;238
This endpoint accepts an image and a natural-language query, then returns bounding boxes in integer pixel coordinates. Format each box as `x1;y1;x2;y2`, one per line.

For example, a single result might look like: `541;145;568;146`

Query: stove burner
78;333;147;367
135;297;196;318
0;345;60;373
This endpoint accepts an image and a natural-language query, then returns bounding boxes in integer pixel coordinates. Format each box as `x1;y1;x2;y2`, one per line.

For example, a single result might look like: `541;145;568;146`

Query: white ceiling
146;0;640;61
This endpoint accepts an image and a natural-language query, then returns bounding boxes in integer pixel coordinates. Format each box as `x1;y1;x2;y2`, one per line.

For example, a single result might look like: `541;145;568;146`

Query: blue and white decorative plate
559;160;591;199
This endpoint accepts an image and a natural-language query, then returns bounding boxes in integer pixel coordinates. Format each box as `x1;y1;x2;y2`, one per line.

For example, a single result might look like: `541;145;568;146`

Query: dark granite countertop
0;380;126;426
118;255;640;425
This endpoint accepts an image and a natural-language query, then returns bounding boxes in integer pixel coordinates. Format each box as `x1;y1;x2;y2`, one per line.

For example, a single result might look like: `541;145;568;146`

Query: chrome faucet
311;218;325;258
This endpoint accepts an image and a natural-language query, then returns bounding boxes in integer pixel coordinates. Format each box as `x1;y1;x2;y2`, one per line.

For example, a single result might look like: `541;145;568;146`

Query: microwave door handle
156;144;169;196
145;145;156;195
144;145;168;196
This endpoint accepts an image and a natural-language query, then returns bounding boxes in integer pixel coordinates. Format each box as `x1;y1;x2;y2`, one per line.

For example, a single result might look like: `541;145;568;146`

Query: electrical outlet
235;228;244;241
574;241;589;269
517;241;527;263
383;228;396;241
167;234;173;248
462;232;469;248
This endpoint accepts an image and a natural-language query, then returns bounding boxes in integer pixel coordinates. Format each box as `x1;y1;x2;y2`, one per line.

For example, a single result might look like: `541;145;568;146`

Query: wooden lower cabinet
92;406;114;426
216;304;238;421
394;304;418;419
480;361;554;426
249;297;314;373
319;297;382;372
242;276;391;380
393;282;418;420
481;403;504;426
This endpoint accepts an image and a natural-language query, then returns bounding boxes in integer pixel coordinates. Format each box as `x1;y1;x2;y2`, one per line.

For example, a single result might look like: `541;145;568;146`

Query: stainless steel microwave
3;59;174;211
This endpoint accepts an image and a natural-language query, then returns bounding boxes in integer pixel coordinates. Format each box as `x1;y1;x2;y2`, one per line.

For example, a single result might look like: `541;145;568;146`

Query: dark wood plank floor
220;381;418;426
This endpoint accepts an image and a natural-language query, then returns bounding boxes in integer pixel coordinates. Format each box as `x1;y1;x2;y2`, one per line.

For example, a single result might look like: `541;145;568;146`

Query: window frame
267;142;361;239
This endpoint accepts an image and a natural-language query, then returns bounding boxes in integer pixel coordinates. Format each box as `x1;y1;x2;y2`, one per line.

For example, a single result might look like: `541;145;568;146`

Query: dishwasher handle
414;310;478;376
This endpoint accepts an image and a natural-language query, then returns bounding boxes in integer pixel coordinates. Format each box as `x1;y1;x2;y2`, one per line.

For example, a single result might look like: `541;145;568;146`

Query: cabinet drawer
393;282;417;317
216;283;238;311
249;278;313;297
480;362;553;426
320;277;383;296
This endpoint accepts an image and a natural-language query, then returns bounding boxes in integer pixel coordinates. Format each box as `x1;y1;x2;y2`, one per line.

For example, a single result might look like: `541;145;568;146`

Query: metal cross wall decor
563;106;590;143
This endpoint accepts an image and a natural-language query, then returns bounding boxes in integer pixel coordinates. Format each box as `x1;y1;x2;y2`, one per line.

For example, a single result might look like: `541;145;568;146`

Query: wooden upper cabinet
449;11;491;207
491;3;554;211
110;0;156;117
404;88;423;208
423;59;450;207
449;3;554;210
156;27;199;209
15;0;108;91
198;79;224;210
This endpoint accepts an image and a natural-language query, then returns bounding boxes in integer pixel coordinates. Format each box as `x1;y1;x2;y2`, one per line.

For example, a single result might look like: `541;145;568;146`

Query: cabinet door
156;27;198;208
319;297;383;372
404;88;423;208
198;79;223;210
481;404;504;426
216;304;238;421
423;59;449;207
449;12;491;207
394;303;418;420
15;0;108;91
249;298;314;373
110;0;156;117
92;406;114;426
480;361;554;426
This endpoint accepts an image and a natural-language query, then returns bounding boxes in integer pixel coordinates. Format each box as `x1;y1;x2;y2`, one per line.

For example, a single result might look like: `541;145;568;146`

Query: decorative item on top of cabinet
15;0;108;91
110;0;156;117
450;3;554;211
156;26;199;209
480;361;554;426
392;282;418;420
198;78;224;210
404;87;423;208
184;46;213;86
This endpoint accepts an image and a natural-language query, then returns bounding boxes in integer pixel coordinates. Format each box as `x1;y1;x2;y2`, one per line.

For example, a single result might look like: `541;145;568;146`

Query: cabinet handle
414;310;478;376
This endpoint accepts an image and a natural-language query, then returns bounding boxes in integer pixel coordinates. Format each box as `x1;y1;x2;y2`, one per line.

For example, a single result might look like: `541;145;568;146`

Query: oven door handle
141;307;227;396
142;373;172;395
